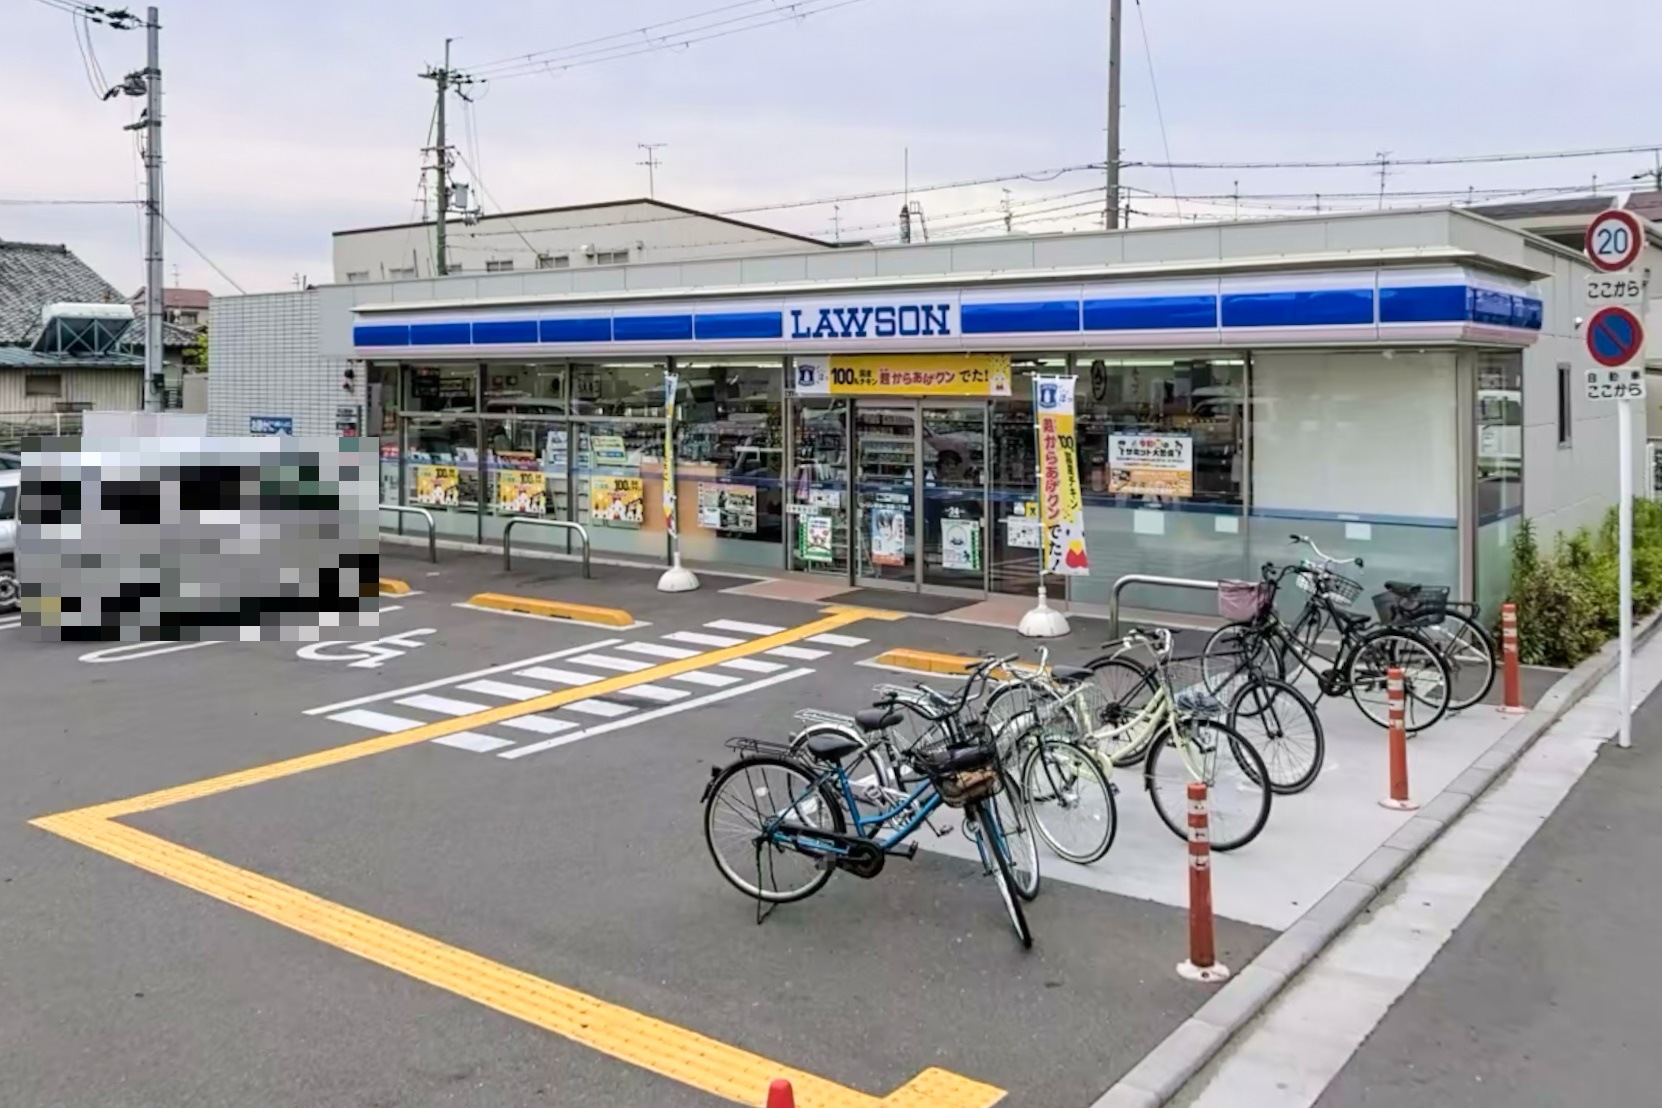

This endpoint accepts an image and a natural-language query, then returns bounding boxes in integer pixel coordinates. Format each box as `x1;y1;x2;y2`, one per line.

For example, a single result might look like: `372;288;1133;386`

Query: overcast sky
2;0;1657;295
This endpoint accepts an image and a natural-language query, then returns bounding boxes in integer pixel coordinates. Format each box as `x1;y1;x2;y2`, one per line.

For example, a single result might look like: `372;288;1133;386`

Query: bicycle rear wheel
1227;677;1324;795
1083;654;1160;766
1422;610;1496;711
969;797;1033;949
1201;622;1285;698
1347;630;1451;733
989;769;1041;901
1020;735;1117;865
703;756;845;903
1145;720;1272;852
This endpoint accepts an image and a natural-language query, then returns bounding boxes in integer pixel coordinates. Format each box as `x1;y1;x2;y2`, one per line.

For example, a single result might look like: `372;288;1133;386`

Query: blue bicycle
701;656;1035;947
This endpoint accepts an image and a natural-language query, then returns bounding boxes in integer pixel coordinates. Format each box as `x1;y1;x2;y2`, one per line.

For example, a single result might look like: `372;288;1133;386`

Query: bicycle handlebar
1289;534;1364;571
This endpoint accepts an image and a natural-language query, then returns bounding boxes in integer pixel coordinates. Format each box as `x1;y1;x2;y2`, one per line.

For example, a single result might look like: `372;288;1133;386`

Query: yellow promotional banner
413;465;459;507
495;470;546;514
1035;376;1089;575
794;354;1011;397
663;371;679;538
591;475;645;529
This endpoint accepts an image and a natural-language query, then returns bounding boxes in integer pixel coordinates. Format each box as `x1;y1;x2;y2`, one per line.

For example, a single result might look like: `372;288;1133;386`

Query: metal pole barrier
1177;781;1230;982
1499;601;1525;714
1108;574;1221;639
378;504;437;563
502;517;590;578
1380;667;1418;811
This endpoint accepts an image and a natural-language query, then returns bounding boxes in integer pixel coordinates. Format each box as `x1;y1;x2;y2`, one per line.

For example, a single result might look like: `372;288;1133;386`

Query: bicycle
1202;537;1453;733
1373;580;1497;711
703;655;1038;947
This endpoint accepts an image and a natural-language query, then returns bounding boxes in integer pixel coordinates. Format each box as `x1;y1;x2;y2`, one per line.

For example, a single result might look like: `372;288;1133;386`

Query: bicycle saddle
803;732;864;762
855;707;904;732
1174;689;1224;717
1050;664;1095;684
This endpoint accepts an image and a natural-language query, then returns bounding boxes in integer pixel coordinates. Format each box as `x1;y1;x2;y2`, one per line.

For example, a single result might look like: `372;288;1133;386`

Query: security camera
1574;315;1584;330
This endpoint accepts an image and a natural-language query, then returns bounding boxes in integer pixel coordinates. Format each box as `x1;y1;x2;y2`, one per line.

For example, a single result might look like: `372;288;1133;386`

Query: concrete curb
1091;611;1662;1108
463;592;635;628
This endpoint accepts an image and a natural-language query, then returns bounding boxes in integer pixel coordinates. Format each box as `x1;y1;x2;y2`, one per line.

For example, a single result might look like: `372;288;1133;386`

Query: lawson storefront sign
350;267;1544;357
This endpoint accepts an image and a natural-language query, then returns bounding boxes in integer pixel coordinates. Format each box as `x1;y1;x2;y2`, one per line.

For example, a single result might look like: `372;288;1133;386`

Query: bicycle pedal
1109;782;1121;797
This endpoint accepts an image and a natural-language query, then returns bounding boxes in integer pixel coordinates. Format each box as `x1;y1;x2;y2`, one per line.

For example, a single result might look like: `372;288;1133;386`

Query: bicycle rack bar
502;517;591;578
793;708;856;727
379;504;437;563
1108;573;1221;639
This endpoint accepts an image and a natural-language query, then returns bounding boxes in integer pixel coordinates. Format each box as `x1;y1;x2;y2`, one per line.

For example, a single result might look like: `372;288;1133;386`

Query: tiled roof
0;346;141;369
0;240;126;344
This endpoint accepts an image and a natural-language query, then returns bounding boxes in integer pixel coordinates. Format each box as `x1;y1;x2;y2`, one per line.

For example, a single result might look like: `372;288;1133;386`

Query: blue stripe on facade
1470;287;1515;327
539;318;612;343
1083;294;1217;331
960;300;1081;334
693;311;783;340
614;314;694;342
1514;296;1543;330
408;322;472;346
354;324;410;347
1379;285;1467;323
1222;288;1375;328
471;319;538;344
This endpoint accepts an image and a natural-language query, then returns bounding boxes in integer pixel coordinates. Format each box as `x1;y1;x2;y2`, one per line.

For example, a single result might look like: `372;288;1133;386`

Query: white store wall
208;291;356;437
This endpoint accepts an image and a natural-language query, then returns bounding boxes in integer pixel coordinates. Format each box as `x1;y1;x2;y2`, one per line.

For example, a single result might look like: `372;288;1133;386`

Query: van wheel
0;573;18;611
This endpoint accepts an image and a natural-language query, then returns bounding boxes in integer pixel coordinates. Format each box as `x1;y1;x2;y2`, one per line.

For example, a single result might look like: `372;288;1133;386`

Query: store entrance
848;400;990;593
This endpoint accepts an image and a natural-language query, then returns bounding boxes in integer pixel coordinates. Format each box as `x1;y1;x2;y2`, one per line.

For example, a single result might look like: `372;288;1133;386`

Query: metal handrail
1108;573;1220;638
378;504;437;563
502;517;591;578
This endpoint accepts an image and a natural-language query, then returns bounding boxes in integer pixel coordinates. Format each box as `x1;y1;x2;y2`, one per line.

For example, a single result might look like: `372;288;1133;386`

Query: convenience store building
211;205;1624;618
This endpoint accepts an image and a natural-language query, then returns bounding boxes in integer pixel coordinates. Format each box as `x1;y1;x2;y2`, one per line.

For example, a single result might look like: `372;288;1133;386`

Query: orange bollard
1499;602;1526;714
765;1078;796;1108
1177;781;1231;982
1379;667;1419;811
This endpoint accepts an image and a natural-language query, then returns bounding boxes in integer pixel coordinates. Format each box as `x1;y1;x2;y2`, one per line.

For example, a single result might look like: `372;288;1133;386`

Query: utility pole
1002;188;1014;233
420;39;473;277
1105;0;1123;229
1376;151;1392;210
140;6;163;412
831;204;841;244
637;143;666;198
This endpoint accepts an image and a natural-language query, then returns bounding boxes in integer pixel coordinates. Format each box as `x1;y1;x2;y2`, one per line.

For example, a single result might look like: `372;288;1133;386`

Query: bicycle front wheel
1020;736;1117;864
990;769;1041;901
704;756;845;903
1423;610;1497;712
1201;622;1285;698
970;797;1033;949
1227;677;1324;795
1347;630;1451;733
1083;654;1160;766
1146;720;1272;852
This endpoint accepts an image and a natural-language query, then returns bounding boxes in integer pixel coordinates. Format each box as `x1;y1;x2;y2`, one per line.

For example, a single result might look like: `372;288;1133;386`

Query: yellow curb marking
466;591;634;627
30;608;1006;1108
378;578;411;595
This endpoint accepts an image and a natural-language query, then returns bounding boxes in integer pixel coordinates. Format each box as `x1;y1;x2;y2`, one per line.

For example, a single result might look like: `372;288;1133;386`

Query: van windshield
0;485;15;521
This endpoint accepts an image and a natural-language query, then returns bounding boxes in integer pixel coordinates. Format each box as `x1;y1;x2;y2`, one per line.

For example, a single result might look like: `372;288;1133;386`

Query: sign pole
657;369;699;593
1619;394;1633;748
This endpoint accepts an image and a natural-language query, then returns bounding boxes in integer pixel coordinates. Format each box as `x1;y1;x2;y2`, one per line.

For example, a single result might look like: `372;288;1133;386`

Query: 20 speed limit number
1585;209;1644;272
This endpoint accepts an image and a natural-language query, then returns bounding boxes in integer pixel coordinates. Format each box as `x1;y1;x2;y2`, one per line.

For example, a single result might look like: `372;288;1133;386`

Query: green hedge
1508;499;1662;667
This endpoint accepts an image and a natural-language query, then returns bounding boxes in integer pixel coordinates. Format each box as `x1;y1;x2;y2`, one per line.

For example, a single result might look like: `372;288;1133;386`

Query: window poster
799;514;834;563
590;475;644;528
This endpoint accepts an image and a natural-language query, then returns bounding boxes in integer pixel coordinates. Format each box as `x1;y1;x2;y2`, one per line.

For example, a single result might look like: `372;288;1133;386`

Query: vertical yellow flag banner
663;372;679;539
1035;376;1090;575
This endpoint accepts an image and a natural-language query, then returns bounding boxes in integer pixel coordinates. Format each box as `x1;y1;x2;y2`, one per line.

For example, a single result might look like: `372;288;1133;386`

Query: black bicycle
1201;538;1453;733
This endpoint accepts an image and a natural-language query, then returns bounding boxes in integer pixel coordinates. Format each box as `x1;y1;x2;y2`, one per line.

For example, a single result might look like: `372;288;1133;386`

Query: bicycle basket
1372;585;1450;628
1159;656;1226;718
1218;580;1270;621
1296;561;1363;607
911;733;1002;809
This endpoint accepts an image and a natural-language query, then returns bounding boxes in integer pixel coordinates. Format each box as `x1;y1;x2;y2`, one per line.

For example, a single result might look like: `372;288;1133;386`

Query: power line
159;215;245;294
471;0;784;72
1131;0;1181;217
1127;141;1662;171
0;197;138;205
449;147;542;260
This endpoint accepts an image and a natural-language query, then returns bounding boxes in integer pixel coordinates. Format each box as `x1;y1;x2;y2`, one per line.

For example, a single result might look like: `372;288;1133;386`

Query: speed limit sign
1586;209;1644;272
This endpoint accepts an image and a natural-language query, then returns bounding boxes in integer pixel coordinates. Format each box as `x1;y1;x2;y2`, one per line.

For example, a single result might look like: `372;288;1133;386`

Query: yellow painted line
871;648;1036;681
31;812;1004;1108
467;592;633;627
819;604;908;622
378;578;411;595
67;609;880;822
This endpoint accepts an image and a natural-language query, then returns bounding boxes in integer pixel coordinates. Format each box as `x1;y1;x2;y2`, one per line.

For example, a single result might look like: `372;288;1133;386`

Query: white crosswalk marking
668;670;741;688
719;657;786;674
514;666;601;686
567;653;653;673
616;642;700;660
612;683;690;703
328;709;423;733
564;699;635;718
499;715;576;735
398;693;490;716
432;731;516;753
806;633;869;648
765;646;829;661
458;679;549;701
704;619;786;636
664;631;744;648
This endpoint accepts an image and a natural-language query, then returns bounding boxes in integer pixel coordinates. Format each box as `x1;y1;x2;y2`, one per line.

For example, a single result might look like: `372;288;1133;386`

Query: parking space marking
664;630;744;648
456;679;548;701
514;666;603;686
327;709;424;733
766;645;831;661
0;615;21;632
705;619;787;635
719;657;786;674
567;653;653;673
616;641;700;660
669;670;740;688
612;683;690;703
32;812;1002;1108
498;715;576;735
397;693;490;716
304;641;624;717
431;731;516;753
562;699;635;718
806;633;870;648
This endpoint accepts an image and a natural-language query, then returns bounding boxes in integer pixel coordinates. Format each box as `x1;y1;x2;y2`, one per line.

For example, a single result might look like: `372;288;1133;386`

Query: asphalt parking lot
2;549;1272;1108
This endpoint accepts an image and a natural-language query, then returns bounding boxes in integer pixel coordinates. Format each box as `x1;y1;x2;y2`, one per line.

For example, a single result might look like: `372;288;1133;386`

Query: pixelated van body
18;436;378;641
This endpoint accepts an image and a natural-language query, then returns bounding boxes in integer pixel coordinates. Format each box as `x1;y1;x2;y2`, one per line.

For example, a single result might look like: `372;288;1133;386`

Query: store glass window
1475;350;1525;619
568;360;669;418
990;356;1068;596
404;364;479;413
1069;355;1246;611
573;417;667;559
675;359;784;565
402;416;481;541
483;364;566;417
